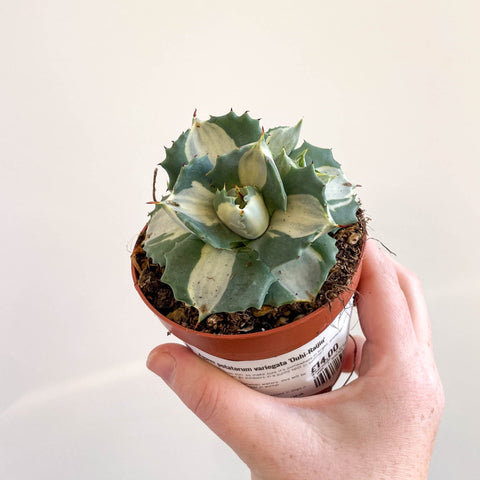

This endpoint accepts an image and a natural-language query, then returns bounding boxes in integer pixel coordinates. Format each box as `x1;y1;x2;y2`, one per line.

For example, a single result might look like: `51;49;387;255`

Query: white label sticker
189;299;353;397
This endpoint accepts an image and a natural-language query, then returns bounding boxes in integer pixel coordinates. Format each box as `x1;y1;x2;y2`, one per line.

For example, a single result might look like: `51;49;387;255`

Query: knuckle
422;377;445;424
409;363;445;414
433;376;445;414
395;353;444;404
405;269;423;289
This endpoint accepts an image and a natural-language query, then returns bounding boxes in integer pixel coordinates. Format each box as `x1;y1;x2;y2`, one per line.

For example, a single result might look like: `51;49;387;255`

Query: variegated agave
143;111;359;320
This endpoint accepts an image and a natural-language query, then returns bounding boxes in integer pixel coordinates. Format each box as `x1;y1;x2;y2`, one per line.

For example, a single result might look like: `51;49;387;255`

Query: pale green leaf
282;162;327;199
238;138;269;188
250;166;336;268
159;111;261;190
266;119;302;157
238;137;286;214
208;110;262;147
185;119;236;165
162;237;274;319
291;141;340;169
263;234;338;306
163;157;244;249
172;154;213;193
143;204;193;267
213;186;269;240
316;166;359;225
206;147;243;191
208;138;287;215
274;148;297;178
160;130;189;190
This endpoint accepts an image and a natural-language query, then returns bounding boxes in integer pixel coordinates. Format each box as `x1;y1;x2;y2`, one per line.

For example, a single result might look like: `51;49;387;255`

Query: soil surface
132;210;367;335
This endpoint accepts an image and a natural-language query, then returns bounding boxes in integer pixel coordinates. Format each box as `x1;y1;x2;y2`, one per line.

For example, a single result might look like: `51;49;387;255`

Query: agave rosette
144;111;359;320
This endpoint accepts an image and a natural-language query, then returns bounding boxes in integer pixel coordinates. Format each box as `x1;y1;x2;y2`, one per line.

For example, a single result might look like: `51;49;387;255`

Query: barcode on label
312;355;342;388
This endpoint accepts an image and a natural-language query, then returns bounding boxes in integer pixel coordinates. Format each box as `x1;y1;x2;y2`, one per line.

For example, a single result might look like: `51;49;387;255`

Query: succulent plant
143;111;359;320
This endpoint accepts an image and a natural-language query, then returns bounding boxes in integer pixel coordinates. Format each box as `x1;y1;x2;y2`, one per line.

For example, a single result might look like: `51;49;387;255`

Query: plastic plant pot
132;228;365;397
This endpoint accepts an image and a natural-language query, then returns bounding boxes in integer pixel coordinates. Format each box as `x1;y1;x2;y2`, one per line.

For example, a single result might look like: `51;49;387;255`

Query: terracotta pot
132;229;365;362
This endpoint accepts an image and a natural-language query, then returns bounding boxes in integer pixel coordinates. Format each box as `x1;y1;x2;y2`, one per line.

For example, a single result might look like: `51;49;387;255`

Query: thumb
147;343;276;455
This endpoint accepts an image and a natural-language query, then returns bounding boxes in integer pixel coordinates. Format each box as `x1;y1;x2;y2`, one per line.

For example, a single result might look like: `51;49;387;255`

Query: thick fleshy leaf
282;162;327;200
159;112;260;190
250;165;336;268
160;130;189;190
209;110;262;147
184;111;262;167
238;137;270;188
266;119;302;158
316;166;359;225
162;237;275;319
143;204;193;267
213;186;269;240
274;148;297;178
263;234;338;306
295;148;307;167
171;154;213;192
208;137;287;215
163;156;244;249
185;119;236;165
206;147;243;190
291;141;341;169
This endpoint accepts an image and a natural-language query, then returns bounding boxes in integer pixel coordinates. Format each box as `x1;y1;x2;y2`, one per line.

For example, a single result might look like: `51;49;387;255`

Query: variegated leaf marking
263;234;338;306
144;204;192;266
163;237;274;319
316;166;359;225
213;186;269;240
238;138;269;188
185;120;236;165
166;180;244;249
266;119;302;158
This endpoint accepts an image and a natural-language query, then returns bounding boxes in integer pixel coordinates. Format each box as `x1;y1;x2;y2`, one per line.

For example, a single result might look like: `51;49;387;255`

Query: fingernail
147;350;176;385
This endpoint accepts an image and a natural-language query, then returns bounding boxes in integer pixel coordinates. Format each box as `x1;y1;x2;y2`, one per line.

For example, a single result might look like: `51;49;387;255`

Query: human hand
147;240;444;480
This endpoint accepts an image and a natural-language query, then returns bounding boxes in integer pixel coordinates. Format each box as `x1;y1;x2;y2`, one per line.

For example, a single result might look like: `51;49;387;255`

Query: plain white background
1;1;479;478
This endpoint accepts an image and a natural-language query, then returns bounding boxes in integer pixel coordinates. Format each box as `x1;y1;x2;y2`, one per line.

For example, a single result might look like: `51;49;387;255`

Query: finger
147;343;282;458
341;334;365;374
356;240;415;356
393;262;433;350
